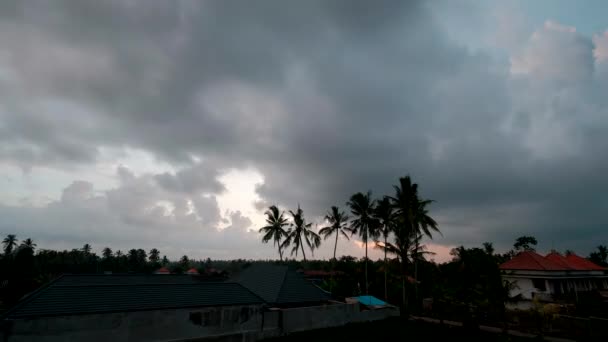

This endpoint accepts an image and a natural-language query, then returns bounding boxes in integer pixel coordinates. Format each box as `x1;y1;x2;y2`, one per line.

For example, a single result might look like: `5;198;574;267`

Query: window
532;279;546;291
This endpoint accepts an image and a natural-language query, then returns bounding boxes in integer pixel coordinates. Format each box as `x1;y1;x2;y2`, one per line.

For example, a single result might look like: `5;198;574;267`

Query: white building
500;251;608;303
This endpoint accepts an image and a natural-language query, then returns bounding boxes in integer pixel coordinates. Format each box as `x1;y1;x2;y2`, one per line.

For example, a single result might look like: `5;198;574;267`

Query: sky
1;0;608;263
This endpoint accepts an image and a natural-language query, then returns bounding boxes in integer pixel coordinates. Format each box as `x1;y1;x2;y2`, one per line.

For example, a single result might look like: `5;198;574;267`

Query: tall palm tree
374;197;394;301
2;234;18;255
282;205;320;261
319;206;352;261
102;247;113;259
390;176;418;310
149;248;160;263
347;191;379;295
390;175;439;309
21;238;37;252
259;205;289;261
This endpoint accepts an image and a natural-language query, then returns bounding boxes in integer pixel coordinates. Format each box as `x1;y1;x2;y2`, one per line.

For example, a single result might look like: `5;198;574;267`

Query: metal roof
53;274;203;286
231;264;330;305
4;275;263;319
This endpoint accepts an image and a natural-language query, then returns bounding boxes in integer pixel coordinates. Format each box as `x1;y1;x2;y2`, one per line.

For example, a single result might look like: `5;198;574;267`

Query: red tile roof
565;254;606;271
500;251;564;271
500;251;606;271
545;252;575;270
155;267;171;274
186;268;199;275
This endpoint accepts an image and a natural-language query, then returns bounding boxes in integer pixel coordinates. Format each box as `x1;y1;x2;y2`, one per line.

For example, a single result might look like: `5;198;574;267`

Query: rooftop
231;264;331;306
3;274;263;319
500;251;606;271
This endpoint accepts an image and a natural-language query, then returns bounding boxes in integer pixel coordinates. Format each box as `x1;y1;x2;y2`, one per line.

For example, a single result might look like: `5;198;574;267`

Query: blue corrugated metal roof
356;295;387;306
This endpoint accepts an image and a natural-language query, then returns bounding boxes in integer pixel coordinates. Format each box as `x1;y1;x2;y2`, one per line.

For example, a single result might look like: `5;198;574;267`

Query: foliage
347;191;378;295
513;236;538;252
319;206;352;261
588;245;608;266
259;205;289;261
282;205;321;261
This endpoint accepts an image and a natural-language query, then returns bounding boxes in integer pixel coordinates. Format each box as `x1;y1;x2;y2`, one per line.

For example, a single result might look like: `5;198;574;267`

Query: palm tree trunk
384;233;388;301
279;245;283;262
401;254;409;317
301;242;307;262
333;232;338;260
414;231;419;308
365;240;368;295
331;232;339;294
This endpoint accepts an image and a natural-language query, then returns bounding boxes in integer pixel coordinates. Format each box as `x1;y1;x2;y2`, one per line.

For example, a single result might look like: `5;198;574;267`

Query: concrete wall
280;303;399;333
3;305;264;342
2;303;399;342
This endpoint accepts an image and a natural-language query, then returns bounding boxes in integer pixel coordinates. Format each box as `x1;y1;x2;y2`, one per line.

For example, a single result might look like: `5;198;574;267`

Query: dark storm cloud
0;1;607;255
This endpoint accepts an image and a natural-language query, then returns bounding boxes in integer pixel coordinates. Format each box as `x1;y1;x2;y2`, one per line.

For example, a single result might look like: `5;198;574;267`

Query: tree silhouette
102;247;113;259
2;234;18;255
483;242;495;255
20;238;37;252
374;197;394;300
282;205;320;261
259;205;289;261
180;255;190;269
81;243;92;255
589;245;608;266
513;236;537;252
162;255;169;266
319;206;352;261
149;248;160;263
347;191;379;295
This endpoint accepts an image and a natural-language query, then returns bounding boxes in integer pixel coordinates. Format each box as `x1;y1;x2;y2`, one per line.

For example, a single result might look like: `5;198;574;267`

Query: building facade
500;251;608;303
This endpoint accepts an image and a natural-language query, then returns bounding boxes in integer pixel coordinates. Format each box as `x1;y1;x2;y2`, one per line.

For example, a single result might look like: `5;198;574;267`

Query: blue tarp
356;295;387;306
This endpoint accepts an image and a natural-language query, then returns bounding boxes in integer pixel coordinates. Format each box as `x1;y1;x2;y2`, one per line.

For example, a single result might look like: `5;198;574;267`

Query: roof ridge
226;282;267;304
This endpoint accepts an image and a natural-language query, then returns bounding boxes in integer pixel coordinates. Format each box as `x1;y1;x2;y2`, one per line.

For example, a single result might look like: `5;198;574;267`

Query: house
2;267;398;341
0;274;266;342
500;251;608;304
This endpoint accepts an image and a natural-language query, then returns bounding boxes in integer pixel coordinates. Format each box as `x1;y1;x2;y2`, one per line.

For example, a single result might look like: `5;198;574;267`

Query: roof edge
1;274;66;320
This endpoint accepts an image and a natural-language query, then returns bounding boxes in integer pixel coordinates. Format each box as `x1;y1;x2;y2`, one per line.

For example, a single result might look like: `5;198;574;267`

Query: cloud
0;1;607;259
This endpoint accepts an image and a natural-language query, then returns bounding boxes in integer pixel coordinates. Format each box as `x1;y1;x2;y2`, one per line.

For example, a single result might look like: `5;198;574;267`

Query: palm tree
347;191;379;295
319;206;352;261
149;248;160;263
259;205;289;261
81;243;92;255
411;197;439;291
2;234;18;255
102;247;113;259
282;205;321;261
20;238;37;252
374;197;394;301
390;175;439;309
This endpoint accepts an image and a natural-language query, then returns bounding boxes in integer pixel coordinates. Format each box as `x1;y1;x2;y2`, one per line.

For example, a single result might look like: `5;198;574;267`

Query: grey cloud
0;1;607;256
